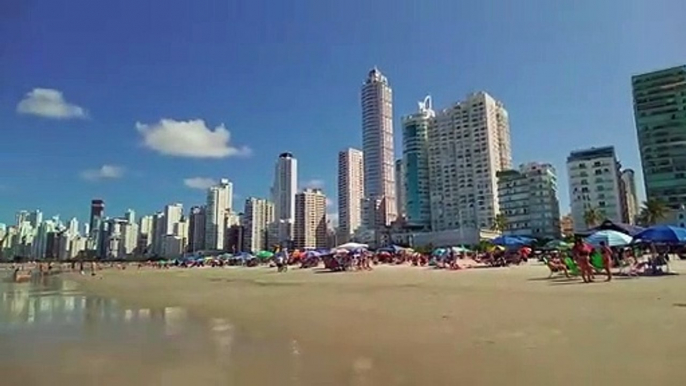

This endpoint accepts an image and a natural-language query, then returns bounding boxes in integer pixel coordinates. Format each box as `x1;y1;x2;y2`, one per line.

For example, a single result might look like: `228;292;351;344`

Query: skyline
2;0;685;224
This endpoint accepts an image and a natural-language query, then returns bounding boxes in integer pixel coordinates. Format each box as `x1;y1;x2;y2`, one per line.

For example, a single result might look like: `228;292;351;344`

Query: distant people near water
599;241;613;282
572;239;594;283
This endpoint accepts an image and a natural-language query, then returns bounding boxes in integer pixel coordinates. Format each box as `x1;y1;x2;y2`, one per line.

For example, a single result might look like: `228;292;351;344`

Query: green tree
583;206;604;229
638;199;668;226
492;213;508;233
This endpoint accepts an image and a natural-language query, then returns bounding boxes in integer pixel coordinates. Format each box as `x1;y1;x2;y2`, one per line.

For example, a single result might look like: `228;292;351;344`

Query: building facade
496;163;561;239
187;206;206;252
361;67;396;226
402;95;433;229
294;188;327;249
632;65;686;210
428;92;512;232
620;169;640;224
566;146;624;232
337;148;364;242
205;179;233;250
271;152;297;242
395;159;406;218
243;198;275;253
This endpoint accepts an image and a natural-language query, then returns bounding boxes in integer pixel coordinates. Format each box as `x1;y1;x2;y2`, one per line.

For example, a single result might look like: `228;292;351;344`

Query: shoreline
68;262;686;385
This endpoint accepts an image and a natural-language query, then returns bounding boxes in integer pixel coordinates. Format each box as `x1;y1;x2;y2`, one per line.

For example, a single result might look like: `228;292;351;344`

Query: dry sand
67;261;686;385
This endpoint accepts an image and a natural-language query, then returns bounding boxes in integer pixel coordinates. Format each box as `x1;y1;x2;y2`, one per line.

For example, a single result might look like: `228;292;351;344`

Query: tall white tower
205;178;233;250
337;148;364;242
271;152;297;242
361;67;396;226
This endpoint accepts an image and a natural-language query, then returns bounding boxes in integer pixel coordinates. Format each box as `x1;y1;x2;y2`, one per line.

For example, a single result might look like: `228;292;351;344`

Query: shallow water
0;275;383;386
0;277;248;385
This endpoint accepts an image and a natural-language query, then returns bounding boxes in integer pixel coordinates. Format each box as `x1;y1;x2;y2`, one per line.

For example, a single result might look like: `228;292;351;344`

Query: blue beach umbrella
632;225;686;244
585;230;632;247
491;235;530;246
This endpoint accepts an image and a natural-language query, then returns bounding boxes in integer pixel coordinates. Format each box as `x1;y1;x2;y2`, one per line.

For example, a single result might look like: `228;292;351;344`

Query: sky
1;0;685;226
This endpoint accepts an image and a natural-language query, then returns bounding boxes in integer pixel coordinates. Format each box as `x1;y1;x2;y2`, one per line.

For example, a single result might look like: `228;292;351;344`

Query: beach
57;261;686;385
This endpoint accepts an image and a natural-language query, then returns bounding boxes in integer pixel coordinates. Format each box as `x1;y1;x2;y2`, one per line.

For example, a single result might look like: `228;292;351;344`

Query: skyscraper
566;146;624;232
395;159;406;218
294;188;327;249
271;152;298;242
620;169;640;224
361;67;396;226
632;65;686;209
89;199;105;257
243;198;275;253
337;148;364;242
187;206;206;252
163;203;183;235
428;92;512;231
402;95;434;228
205;179;233;250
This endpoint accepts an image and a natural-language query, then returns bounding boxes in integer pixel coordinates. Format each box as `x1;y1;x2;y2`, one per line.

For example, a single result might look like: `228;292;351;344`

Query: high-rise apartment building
402;95;434;228
361;67;396;226
205;179;232;250
271;152;298;242
620;169;640;224
428;92;512;231
243;198;275;253
395;159;406;218
163;203;183;235
567;146;624;232
632;65;686;209
294;188;327;249
496;163;561;239
337;148;364;242
187;206;206;252
137;215;153;254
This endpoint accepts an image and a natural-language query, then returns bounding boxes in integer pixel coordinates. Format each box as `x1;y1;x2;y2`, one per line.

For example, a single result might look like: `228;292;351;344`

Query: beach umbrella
543;240;571;250
256;250;274;259
451;246;471;253
304;250;321;258
432;248;447;256
585;230;632;247
491;235;530;246
335;242;368;250
632;225;686;244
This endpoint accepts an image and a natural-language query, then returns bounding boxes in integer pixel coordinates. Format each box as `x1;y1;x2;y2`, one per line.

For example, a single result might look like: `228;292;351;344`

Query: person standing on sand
572;239;593;283
599;241;613;282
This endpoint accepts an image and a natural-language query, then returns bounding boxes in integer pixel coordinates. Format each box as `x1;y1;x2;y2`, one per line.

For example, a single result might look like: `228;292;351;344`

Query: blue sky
1;0;684;225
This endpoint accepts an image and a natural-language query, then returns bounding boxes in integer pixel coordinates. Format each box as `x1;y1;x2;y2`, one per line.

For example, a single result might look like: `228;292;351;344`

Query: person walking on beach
572;239;593;283
599;241;613;282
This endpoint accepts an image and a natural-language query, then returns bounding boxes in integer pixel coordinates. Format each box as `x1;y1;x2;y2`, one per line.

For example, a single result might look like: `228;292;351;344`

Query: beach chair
564;256;580;276
590;252;604;272
618;258;640;277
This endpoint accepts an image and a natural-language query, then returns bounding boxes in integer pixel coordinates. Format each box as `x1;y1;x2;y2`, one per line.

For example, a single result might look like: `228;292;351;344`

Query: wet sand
69;262;686;385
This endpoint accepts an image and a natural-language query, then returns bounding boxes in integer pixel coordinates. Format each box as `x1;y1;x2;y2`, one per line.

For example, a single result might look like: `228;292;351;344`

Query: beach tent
632;225;686;244
256;250;275;259
584;230;632;247
576;219;645;237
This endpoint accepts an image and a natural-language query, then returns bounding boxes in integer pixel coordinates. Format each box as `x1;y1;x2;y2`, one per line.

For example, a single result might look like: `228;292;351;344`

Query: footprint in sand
350;357;374;386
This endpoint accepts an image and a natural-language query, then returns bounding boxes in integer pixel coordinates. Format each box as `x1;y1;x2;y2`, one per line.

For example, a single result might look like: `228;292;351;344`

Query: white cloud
80;165;125;181
302;179;325;189
183;177;217;190
326;198;333;207
136;119;251;158
17;88;87;119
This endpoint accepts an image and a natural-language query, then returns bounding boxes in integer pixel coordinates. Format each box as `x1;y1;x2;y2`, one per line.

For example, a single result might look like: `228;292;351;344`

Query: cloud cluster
80;165;125;181
136;119;251;159
183;177;218;190
17;88;87;119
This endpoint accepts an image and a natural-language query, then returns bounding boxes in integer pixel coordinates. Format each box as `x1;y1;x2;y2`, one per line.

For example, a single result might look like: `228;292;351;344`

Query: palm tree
492;213;508;233
638;199;668;226
583;207;603;229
